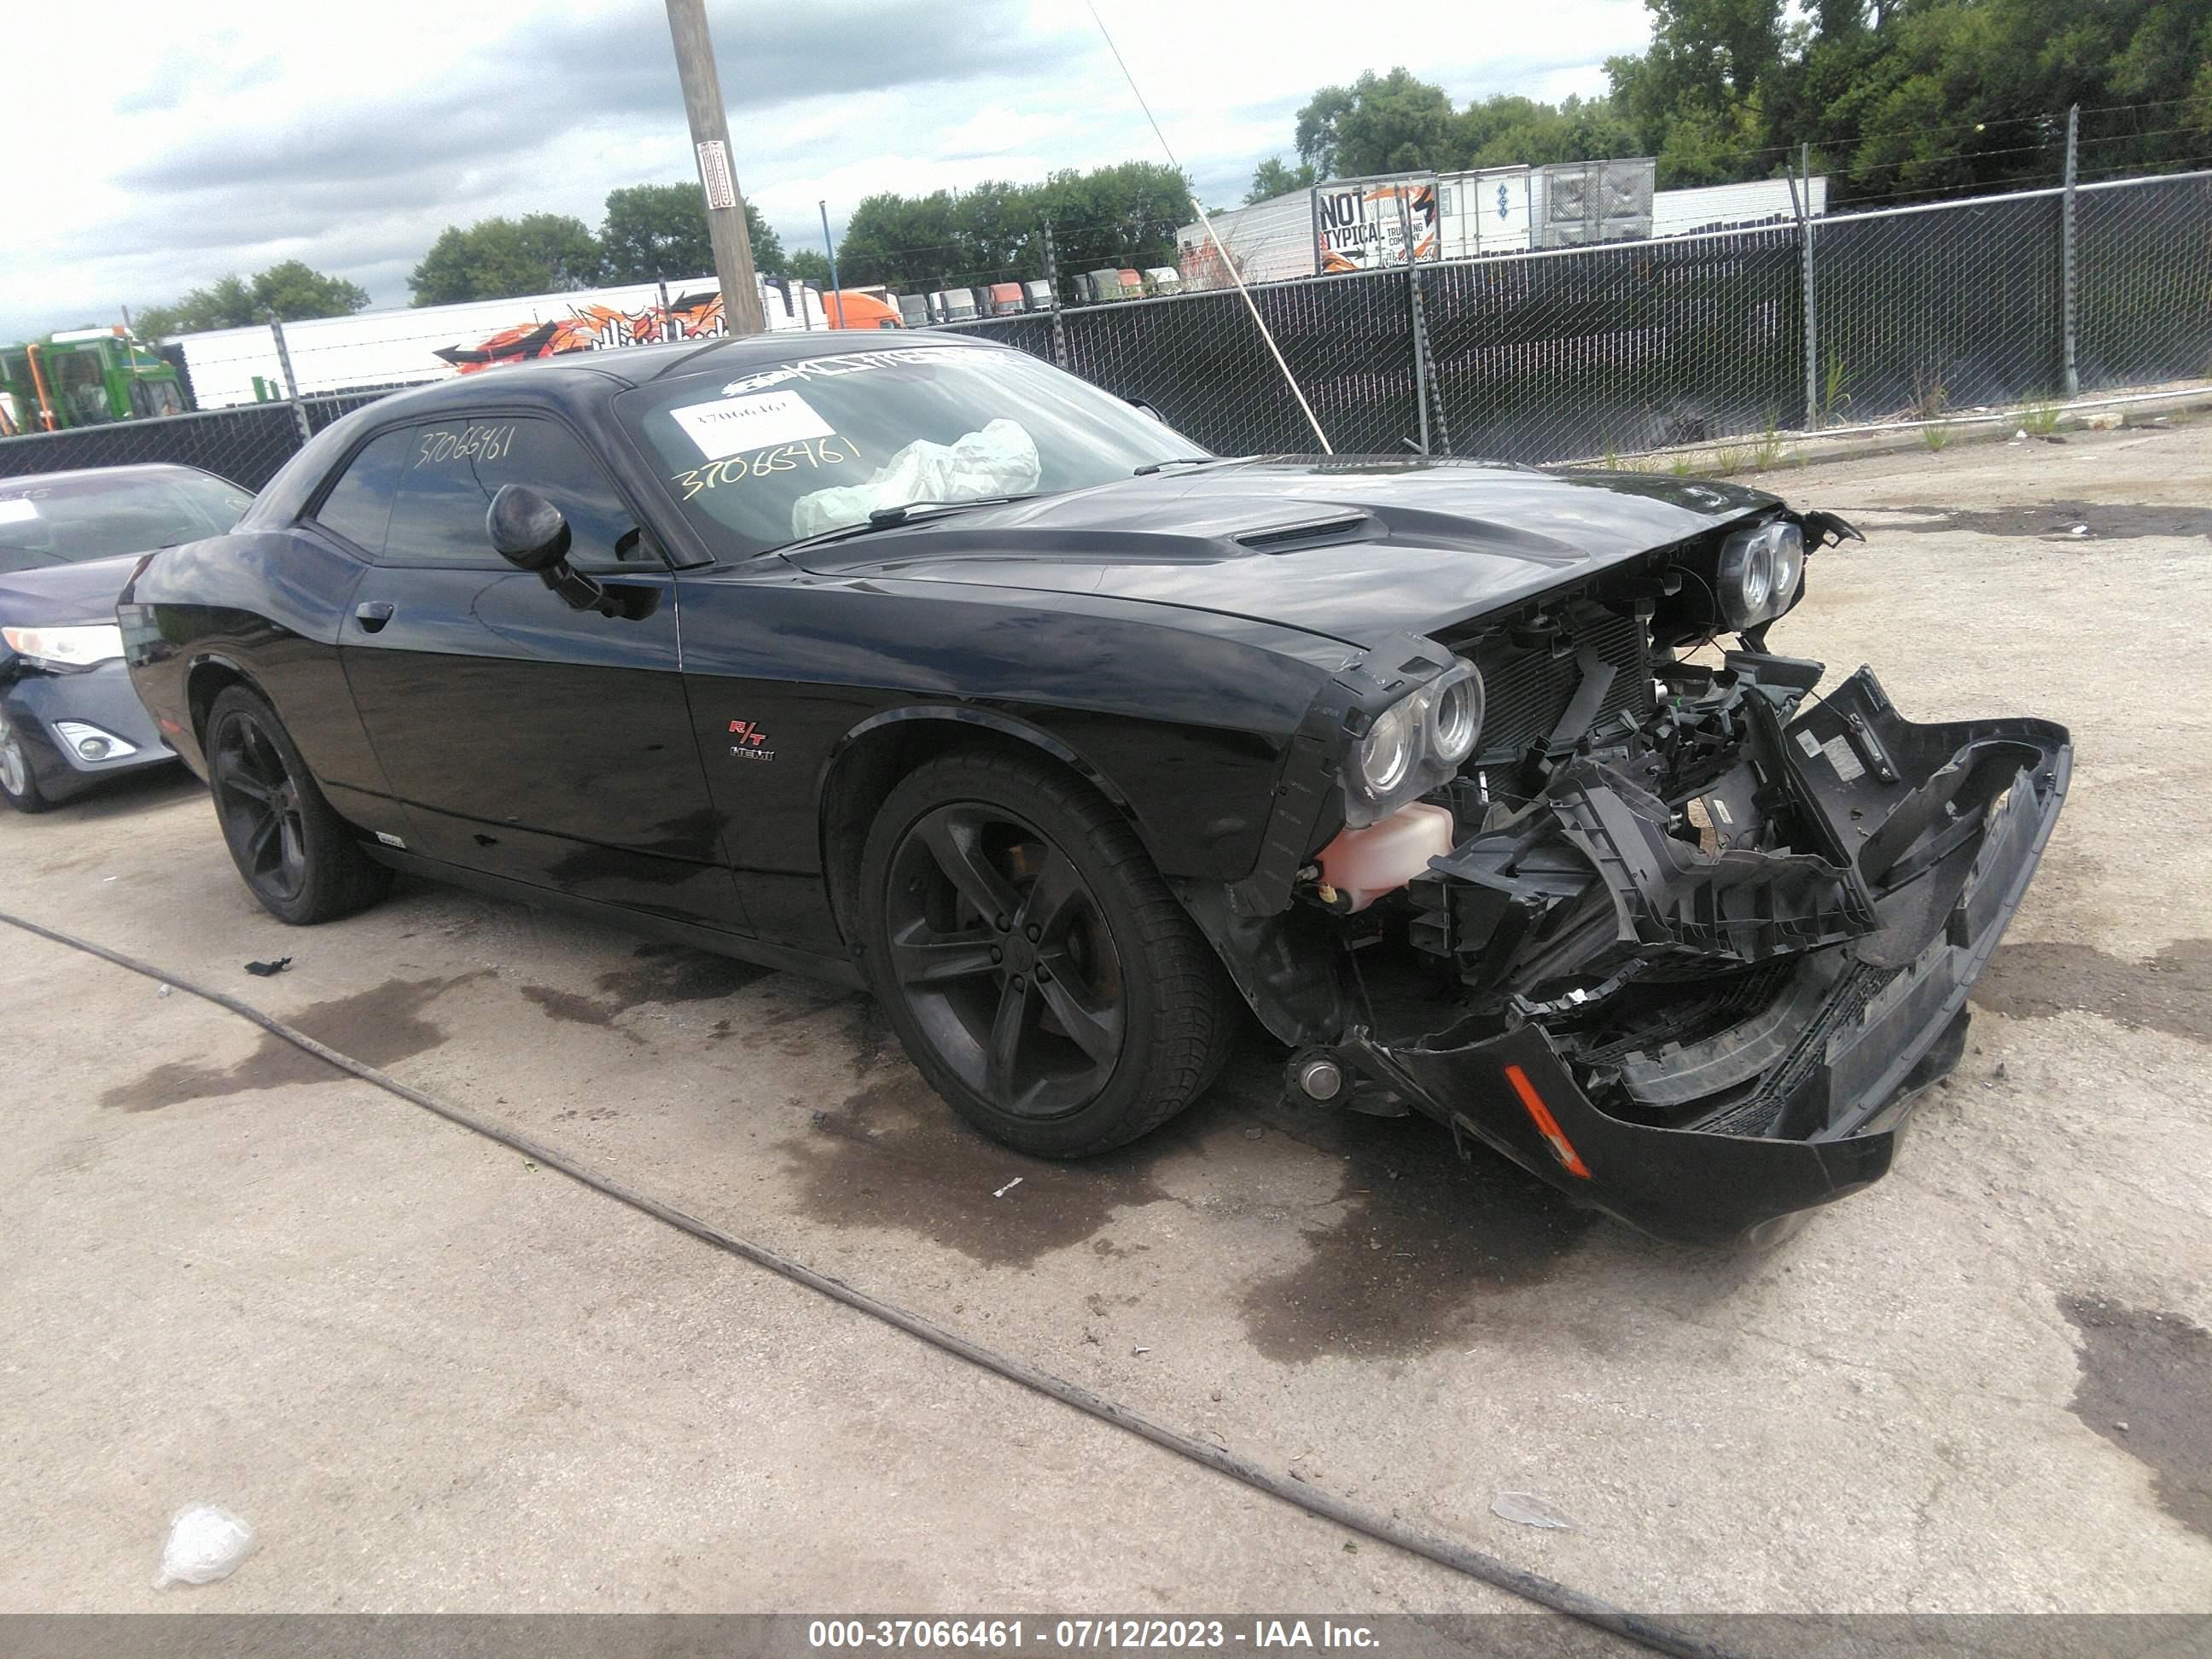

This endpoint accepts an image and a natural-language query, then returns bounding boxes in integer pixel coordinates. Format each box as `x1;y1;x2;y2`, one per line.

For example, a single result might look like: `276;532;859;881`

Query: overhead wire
1081;0;1333;452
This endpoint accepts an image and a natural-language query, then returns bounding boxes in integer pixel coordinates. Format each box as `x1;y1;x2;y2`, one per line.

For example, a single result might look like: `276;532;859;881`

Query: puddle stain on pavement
1972;938;2210;1045
782;1068;1187;1270
1204;1047;1599;1364
102;973;485;1111
1854;500;2212;540
2064;1295;2212;1543
517;942;776;1038
785;1027;1597;1355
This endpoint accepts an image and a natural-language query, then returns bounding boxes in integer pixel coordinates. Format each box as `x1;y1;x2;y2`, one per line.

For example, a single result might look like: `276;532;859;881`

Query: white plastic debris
993;1176;1023;1198
790;419;1041;538
153;1504;256;1587
2069;524;2090;537
1490;1491;1577;1530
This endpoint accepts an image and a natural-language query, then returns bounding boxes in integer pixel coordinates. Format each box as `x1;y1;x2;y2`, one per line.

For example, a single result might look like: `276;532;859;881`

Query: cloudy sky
3;0;1651;339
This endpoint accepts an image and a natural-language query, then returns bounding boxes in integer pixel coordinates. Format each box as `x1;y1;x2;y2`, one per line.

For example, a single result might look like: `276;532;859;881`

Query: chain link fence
4;170;2206;490
2076;172;2212;391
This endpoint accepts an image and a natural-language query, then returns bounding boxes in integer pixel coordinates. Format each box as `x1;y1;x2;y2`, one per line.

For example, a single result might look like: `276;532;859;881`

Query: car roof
0;462;222;491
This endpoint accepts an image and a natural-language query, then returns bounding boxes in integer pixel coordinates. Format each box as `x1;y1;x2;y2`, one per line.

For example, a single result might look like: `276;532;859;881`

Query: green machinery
0;328;187;435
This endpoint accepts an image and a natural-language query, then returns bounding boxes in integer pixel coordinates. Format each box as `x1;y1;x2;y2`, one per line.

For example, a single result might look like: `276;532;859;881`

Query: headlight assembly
1355;696;1421;798
3;623;125;672
1345;658;1484;823
1714;521;1806;631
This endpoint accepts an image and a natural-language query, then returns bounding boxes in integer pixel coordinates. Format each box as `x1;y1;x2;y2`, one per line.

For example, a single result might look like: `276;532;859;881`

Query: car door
338;411;746;930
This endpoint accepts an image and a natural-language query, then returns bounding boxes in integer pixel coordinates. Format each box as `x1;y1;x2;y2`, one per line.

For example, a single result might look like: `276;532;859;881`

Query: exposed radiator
1447;601;1652;765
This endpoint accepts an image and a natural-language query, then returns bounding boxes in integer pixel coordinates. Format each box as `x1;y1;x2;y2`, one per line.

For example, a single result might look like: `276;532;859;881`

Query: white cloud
0;0;1650;337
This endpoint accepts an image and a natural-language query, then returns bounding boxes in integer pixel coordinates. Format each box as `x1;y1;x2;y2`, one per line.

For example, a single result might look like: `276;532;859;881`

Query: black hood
783;456;1778;646
0;554;142;627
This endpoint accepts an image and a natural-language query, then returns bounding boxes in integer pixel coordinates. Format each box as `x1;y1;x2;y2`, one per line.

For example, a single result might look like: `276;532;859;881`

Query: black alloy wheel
204;684;392;925
212;707;310;905
885;800;1127;1121
859;748;1235;1159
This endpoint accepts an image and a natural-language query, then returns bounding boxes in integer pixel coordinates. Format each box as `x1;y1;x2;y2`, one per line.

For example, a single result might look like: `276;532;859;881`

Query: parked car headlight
1347;658;1483;821
3;623;126;672
1356;696;1421;797
1427;660;1484;766
1714;521;1806;630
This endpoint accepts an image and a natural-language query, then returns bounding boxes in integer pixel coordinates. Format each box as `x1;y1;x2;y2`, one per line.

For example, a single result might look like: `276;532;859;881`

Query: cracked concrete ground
1;420;2206;1623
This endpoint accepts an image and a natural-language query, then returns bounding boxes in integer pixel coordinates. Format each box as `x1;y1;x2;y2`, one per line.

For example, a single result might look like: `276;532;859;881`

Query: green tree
598;184;784;281
408;213;603;305
137;262;369;337
1246;156;1316;202
783;247;833;285
1295;69;1458;178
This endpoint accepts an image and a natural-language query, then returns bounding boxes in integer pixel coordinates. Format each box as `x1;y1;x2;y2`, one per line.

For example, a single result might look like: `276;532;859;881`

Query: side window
309;428;412;554
381;416;644;570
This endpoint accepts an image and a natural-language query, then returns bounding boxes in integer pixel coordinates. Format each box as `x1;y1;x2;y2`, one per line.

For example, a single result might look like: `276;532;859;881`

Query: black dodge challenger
119;331;2069;1243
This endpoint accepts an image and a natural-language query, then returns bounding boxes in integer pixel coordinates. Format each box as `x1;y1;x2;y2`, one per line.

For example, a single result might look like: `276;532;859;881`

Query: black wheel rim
884;802;1126;1120
212;711;309;903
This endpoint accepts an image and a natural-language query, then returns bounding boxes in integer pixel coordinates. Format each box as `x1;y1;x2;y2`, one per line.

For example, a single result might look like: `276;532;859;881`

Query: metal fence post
266;317;312;447
1790;144;1819;430
1393;191;1434;454
1041;218;1068;369
2062;103;2081;397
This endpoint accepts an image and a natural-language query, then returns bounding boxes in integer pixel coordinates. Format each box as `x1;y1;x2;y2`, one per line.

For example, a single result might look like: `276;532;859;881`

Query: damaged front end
1192;518;2070;1245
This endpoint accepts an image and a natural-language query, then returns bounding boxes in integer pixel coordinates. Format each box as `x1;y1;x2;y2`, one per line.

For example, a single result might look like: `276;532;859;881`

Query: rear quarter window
309;428;412;555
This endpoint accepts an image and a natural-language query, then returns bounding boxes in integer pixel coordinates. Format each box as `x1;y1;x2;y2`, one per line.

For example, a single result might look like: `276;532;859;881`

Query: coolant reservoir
1317;801;1456;913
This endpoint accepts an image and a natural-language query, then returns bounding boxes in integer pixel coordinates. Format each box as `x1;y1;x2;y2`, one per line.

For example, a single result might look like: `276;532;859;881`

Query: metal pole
819;200;842;329
2062;103;2080;398
267;317;312;446
1790;145;1818;430
1041;218;1068;367
1394;188;1432;454
663;0;766;336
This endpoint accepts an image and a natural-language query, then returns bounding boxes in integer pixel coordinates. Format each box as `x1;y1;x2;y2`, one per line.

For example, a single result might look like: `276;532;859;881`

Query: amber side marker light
1504;1063;1592;1179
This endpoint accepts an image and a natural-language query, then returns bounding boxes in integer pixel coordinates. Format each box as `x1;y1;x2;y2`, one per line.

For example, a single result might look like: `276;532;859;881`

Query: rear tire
206;684;391;924
858;747;1236;1159
0;709;53;813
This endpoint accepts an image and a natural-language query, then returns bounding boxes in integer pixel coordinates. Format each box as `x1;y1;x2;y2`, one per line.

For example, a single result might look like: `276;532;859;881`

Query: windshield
616;345;1201;558
0;470;253;573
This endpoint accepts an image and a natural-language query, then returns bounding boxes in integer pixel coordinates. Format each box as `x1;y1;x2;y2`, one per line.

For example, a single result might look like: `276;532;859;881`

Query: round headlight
1715;521;1798;629
1355;696;1421;797
1429;663;1484;766
1769;522;1805;609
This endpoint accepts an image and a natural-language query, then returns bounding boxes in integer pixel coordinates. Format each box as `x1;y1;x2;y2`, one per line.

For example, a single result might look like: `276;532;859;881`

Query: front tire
859;748;1236;1159
0;708;54;813
206;685;391;924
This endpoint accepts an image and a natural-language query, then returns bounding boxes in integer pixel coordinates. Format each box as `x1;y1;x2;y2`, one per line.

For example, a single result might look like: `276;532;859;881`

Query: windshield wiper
773;494;1042;556
1132;456;1239;477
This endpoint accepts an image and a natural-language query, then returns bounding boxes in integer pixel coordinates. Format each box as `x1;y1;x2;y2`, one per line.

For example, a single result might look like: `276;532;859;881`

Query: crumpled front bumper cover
1345;673;2070;1245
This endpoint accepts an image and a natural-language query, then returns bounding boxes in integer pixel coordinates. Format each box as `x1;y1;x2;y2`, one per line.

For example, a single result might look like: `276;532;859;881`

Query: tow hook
1284;1047;1411;1118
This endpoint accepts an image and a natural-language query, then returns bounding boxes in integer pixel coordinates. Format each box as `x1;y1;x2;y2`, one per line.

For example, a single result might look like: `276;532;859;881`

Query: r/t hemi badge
727;719;774;760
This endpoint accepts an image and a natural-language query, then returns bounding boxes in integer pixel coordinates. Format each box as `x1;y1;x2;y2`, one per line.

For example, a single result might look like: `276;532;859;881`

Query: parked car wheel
860;748;1235;1158
206;685;392;924
0;709;53;813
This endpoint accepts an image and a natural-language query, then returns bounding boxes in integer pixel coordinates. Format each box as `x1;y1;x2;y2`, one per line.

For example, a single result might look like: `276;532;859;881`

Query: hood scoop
1231;513;1374;554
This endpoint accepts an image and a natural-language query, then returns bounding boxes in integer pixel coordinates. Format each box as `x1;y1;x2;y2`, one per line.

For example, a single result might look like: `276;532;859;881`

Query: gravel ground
0;417;2205;1627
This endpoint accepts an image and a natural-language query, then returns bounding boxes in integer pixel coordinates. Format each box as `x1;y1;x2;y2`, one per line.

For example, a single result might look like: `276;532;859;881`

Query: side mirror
486;484;571;572
1126;397;1167;423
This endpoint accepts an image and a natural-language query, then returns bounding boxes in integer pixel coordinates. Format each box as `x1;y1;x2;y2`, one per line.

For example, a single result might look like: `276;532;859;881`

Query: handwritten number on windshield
670;435;855;501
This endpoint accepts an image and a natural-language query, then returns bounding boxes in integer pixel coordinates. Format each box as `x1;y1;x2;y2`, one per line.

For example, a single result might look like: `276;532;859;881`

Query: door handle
353;601;395;633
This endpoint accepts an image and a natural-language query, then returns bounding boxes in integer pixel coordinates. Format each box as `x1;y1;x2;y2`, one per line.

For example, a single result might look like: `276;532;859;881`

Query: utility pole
2061;103;2080;398
663;0;765;336
818;201;842;328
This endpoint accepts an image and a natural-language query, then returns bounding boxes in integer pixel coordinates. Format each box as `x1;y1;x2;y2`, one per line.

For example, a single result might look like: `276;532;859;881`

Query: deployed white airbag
790;419;1041;539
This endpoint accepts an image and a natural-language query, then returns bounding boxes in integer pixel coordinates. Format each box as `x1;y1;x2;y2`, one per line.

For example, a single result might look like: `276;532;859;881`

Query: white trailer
1435;166;1534;258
